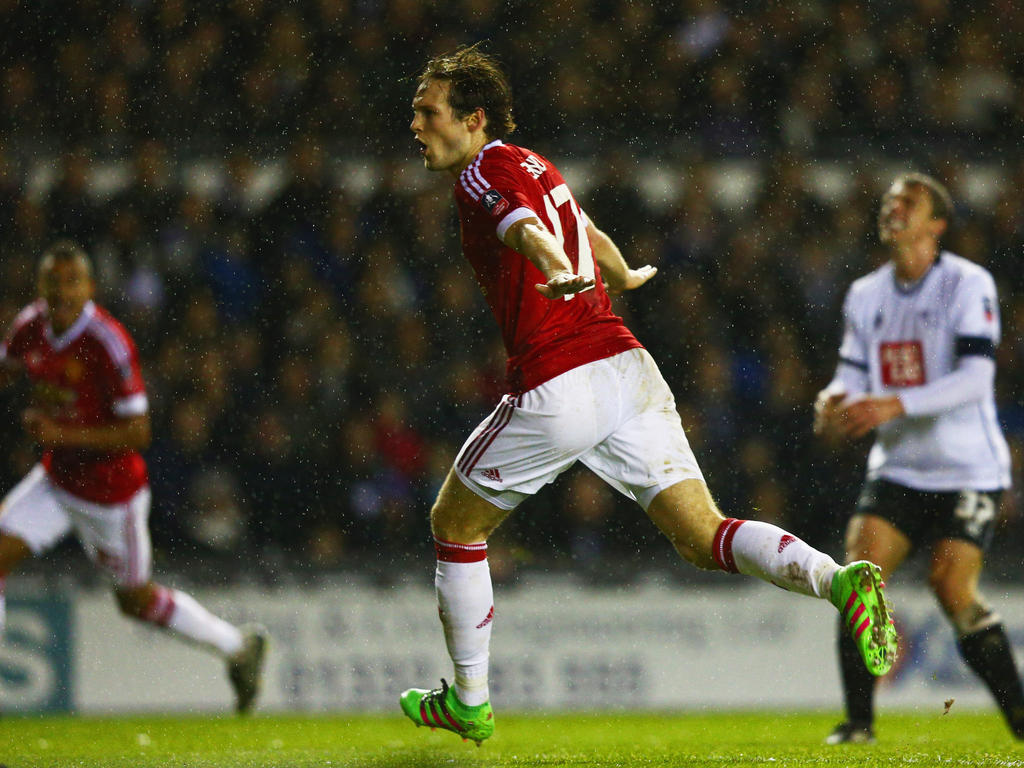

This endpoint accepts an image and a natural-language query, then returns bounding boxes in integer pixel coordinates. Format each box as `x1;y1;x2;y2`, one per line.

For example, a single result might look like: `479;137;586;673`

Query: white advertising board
64;580;1024;714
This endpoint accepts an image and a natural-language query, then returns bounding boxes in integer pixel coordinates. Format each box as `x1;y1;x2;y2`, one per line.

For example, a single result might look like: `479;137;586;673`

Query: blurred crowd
2;0;1021;159
0;0;1022;582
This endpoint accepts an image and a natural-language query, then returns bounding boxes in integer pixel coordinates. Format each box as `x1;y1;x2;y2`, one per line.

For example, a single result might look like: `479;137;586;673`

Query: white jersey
835;251;1011;491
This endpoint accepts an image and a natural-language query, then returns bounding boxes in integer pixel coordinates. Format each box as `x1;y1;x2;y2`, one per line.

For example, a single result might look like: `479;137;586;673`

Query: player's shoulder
83;304;138;361
10;299;47;333
480;140;532;163
472;140;552;177
936;250;995;287
86;303;129;330
458;140;549;211
848;262;893;299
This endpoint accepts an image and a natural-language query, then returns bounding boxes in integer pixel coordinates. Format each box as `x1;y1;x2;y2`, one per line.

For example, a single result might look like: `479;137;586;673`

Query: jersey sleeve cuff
113;393;149;417
496;207;538;240
898;389;931;417
838;356;868;372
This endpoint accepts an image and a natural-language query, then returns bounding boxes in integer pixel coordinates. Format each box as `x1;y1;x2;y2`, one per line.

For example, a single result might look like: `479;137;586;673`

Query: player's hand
840;395;905;439
813;389;847;441
534;271;595;299
604;265;658;294
22;408;63;446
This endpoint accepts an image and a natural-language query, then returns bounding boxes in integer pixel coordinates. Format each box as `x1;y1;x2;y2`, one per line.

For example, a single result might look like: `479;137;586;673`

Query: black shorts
855;478;1002;553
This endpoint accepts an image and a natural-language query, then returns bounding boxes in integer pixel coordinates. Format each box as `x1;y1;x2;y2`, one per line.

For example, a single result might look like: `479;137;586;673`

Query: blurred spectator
0;0;1020;581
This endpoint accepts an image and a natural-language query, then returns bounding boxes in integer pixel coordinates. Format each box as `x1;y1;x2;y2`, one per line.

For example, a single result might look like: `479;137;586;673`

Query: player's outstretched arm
501;217;595;299
588;221;656;294
23;410;152;451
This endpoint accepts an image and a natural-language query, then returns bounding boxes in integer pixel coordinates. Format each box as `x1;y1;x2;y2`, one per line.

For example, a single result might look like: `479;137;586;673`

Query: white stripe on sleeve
113;393;149;417
497;207;539;240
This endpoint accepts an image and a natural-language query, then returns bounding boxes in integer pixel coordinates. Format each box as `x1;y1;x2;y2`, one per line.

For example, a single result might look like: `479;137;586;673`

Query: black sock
838;616;876;725
958;624;1024;737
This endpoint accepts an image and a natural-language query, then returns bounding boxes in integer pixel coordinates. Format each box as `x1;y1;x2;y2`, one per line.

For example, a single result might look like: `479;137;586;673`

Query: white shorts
454;348;704;510
0;464;152;587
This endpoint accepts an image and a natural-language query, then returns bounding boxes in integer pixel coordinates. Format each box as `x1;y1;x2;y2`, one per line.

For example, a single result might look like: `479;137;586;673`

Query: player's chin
423;156;449;172
50;308;75;326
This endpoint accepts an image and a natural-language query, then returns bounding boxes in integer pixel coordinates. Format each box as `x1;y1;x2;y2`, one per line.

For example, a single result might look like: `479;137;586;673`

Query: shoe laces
424;678;451;704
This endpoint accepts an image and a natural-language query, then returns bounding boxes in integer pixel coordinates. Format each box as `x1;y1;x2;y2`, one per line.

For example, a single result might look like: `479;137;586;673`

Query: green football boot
400;678;494;746
831;560;898;676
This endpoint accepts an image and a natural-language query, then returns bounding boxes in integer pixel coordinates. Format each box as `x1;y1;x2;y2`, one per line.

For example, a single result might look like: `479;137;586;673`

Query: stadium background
0;0;1023;713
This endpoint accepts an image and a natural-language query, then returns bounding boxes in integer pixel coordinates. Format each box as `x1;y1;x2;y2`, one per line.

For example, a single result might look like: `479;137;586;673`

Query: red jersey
1;300;149;503
453;140;641;393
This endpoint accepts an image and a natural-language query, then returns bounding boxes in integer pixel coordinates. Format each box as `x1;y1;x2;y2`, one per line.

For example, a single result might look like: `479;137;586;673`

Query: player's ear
931;216;948;239
465;108;486;133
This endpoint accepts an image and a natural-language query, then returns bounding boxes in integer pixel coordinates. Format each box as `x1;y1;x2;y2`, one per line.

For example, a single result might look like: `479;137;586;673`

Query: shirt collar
473;139;503;163
45;300;96;350
892;252;942;295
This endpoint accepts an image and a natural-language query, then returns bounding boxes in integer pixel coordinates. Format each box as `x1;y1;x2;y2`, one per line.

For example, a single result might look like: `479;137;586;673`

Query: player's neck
46;300;90;336
449;135;490;177
891;239;938;283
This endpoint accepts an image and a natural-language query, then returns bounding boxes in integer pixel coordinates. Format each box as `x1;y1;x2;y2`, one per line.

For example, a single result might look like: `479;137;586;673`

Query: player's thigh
928;538;984;614
0;464;73;558
844;513;911;579
431;468;514;543
645;478;724;569
70;486;153;588
453;372;610;516
846;480;919;577
581;351;704;511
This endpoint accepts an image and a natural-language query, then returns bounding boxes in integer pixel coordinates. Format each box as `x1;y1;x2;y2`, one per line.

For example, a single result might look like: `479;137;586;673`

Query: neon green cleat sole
399;678;494;746
831;560;898;676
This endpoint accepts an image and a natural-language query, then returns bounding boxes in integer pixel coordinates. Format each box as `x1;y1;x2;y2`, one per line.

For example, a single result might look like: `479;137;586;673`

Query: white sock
142;585;244;657
713;518;838;598
434;537;492;707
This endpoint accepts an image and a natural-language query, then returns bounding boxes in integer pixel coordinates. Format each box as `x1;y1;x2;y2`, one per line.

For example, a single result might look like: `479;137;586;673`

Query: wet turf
1;710;1021;767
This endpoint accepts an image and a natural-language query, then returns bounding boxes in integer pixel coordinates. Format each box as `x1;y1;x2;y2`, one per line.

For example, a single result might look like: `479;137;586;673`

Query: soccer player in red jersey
0;241;266;713
398;45;897;746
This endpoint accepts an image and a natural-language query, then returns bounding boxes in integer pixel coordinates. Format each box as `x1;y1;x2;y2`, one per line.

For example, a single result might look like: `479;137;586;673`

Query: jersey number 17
542;183;595;300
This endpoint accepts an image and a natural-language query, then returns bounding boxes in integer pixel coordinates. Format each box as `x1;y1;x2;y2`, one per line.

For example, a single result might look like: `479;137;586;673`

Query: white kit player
0;241;267;713
815;173;1022;743
398;44;897;746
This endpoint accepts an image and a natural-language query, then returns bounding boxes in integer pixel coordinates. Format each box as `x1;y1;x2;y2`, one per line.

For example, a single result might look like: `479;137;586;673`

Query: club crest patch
481;189;509;217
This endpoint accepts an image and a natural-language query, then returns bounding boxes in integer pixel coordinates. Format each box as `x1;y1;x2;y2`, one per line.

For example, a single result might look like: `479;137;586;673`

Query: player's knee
430;475;507;543
0;534;31;573
646;484;721;570
429;499;460;540
672;539;719;571
928;572;974;615
657;518;719;570
946;599;1001;636
430;505;493;543
114;586;151;618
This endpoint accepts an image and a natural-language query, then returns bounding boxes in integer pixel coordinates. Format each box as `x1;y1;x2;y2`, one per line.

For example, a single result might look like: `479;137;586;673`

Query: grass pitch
1;711;1021;767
